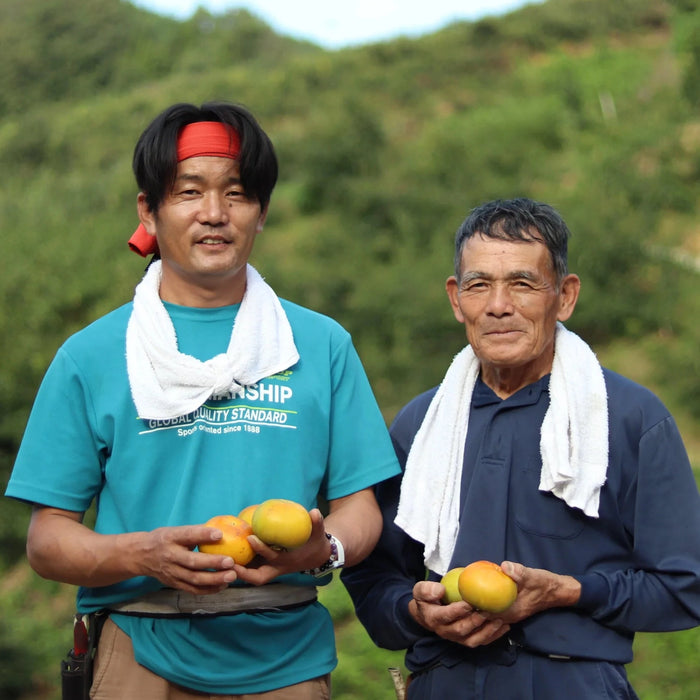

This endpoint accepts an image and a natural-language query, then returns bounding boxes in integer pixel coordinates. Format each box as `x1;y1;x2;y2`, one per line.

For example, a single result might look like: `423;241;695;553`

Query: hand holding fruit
249;499;313;550
199;515;256;565
408;559;518;649
481;561;583;621
437;560;581;626
138;524;239;595
199;499;328;586
200;499;313;561
237;505;332;585
441;560;517;613
410;578;510;648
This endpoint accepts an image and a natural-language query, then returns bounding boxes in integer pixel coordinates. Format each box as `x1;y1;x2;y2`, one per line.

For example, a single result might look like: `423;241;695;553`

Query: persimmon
440;567;465;604
252;499;312;550
457;560;517;613
199;514;255;565
237;504;259;526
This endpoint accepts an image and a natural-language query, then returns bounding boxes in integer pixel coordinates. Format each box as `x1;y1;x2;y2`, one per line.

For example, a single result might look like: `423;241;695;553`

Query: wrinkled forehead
458;232;555;278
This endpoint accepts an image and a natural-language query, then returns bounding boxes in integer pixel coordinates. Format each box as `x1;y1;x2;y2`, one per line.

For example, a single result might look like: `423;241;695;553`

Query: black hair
132;101;278;213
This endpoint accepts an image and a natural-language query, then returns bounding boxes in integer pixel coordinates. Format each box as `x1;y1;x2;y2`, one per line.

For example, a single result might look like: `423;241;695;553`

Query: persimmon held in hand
199;514;255;565
457;560;517;613
237;504;259;526
440;567;465;604
252;499;312;550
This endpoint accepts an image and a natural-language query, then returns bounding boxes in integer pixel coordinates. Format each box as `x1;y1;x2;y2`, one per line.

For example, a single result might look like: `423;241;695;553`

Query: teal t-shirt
7;298;400;693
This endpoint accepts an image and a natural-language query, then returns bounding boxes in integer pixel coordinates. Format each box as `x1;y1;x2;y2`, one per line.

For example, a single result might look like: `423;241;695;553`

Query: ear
256;204;269;233
556;274;581;322
446;276;465;323
137;192;157;235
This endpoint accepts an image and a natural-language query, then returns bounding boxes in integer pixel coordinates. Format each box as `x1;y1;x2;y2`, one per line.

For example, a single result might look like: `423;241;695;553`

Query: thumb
308;508;325;530
500;560;523;582
414;580;445;603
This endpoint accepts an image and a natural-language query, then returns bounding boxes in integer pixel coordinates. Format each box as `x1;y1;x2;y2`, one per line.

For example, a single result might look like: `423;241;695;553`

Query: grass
320;575;408;700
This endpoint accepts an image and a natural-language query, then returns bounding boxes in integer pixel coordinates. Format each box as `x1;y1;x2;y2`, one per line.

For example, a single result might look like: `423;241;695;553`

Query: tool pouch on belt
61;612;107;700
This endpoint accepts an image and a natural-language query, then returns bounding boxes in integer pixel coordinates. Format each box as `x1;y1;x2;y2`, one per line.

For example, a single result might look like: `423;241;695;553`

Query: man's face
446;233;580;394
137;156;267;306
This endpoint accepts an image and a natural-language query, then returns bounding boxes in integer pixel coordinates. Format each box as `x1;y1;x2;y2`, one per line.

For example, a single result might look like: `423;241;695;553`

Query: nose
198;192;228;226
485;284;514;317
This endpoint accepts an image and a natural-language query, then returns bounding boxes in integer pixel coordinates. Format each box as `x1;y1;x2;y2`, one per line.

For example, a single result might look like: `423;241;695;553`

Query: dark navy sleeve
341;390;437;650
574;391;700;632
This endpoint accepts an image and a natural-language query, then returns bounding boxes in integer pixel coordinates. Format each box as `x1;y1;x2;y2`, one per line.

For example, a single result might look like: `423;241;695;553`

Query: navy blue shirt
342;369;700;671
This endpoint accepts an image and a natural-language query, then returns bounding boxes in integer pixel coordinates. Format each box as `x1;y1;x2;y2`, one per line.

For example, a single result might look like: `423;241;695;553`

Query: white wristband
302;533;345;578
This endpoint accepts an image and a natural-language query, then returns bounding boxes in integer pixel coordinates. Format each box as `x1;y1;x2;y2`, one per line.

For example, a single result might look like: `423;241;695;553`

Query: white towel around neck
126;260;299;420
394;323;609;575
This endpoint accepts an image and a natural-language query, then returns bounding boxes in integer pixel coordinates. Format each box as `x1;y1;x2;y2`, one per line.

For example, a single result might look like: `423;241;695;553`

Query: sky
131;0;540;49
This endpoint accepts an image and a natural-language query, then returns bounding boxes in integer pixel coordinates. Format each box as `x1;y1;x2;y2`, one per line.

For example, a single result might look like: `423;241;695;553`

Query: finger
436;600;475;624
413;580;445;603
463;620;510;648
169;524;226;549
189;550;236;571
308;508;324;525
171;568;233;593
307;510;329;544
246;534;283;558
151;557;239;592
173;569;239;594
232;562;280;586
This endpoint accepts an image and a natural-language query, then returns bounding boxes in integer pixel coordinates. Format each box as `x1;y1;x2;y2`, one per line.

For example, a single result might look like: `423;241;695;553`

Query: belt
108;584;318;618
408;637;577;681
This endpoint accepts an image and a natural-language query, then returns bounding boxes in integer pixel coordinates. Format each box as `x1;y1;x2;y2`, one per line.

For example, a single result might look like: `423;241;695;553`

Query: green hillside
1;0;700;697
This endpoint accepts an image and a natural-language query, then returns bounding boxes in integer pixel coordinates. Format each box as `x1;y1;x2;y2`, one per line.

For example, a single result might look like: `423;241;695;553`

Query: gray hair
454;198;571;282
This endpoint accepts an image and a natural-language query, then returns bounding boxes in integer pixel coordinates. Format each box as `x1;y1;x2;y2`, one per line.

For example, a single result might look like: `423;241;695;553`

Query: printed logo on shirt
137;375;297;437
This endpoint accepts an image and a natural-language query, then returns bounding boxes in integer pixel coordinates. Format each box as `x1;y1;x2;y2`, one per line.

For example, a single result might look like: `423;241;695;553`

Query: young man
6;101;400;698
341;198;700;699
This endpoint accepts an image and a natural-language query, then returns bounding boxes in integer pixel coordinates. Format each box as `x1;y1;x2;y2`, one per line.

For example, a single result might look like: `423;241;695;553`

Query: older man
341;198;700;699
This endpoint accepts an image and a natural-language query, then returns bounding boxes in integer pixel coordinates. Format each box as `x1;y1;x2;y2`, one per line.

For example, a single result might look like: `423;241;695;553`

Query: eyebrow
174;172;243;185
460;269;539;285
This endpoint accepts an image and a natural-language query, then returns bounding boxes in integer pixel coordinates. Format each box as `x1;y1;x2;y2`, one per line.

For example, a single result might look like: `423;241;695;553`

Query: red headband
128;122;241;256
177;121;240;161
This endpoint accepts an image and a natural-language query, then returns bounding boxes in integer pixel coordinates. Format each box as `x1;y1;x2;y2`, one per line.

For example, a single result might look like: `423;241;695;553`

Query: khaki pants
91;618;331;700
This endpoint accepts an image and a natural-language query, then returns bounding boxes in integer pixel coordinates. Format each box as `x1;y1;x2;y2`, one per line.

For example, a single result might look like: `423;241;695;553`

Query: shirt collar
472;372;550;408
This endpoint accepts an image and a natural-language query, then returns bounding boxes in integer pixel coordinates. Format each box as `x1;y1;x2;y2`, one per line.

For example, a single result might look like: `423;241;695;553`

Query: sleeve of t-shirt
5;346;105;512
322;332;400;501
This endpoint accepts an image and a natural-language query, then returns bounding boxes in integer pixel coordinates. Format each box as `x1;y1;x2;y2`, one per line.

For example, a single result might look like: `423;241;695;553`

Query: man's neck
480;364;552;400
158;267;247;308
